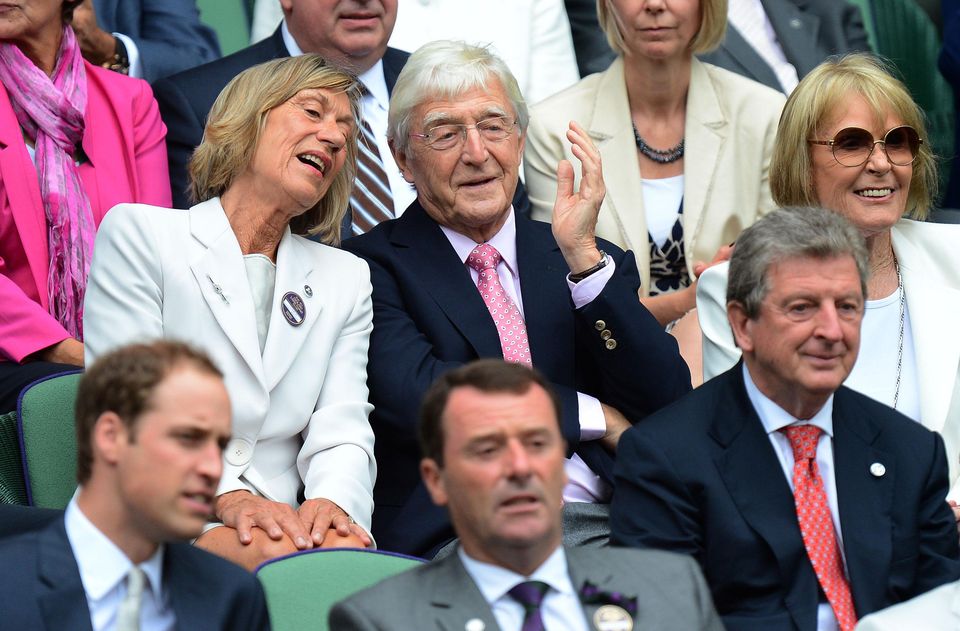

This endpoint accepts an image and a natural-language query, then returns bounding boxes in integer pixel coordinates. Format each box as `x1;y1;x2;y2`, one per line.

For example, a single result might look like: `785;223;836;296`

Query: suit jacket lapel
0;83;50;306
164;545;218;628
762;0;821;78
585;58;651;286
711;367;813;629
392;201;503;358
429;553;502;631
515;214;575;377
683;59;726;278
894;228;960;435
261;231;320;391
37;519;94;631
565;549;615;629
382;47;408;94
832;390;893;614
707;25;783;91
188;198;266;388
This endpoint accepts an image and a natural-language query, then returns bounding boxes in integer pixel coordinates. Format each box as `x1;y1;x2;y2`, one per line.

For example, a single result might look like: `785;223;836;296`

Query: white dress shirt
728;0;800;93
743;364;845;631
281;21;417;217
459;546;589;631
65;497;175;631
439;209;614;502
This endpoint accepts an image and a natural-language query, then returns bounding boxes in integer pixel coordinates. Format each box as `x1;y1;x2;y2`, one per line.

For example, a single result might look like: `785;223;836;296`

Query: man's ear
727;301;754;353
420;458;448;507
93;411;128;466
389;140;415;184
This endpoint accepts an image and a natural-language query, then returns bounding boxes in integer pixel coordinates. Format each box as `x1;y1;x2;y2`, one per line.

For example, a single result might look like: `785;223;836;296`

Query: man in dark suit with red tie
611;207;960;631
343;40;690;558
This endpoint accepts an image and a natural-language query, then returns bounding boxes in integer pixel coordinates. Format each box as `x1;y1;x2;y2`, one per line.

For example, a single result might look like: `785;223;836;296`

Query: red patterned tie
783;425;858;631
466;243;532;366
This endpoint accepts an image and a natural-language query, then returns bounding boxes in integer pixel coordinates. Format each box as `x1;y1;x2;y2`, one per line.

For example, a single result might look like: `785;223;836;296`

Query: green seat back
0;411;26;505
869;0;955;195
18;372;82;509
256;548;425;630
197;0;251;56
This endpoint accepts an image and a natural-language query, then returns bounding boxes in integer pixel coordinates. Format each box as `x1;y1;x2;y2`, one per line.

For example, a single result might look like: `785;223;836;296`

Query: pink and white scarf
0;26;94;339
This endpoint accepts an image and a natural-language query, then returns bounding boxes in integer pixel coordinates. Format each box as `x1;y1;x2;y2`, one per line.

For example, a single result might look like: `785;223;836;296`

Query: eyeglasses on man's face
808;125;922;167
409;116;518;151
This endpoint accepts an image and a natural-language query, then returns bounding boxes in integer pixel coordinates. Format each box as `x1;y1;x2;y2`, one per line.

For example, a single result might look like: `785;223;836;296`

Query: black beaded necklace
632;124;684;164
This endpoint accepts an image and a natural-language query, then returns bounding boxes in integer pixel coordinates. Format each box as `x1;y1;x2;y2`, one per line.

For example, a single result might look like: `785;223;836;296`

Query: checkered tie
466;243;532;366
508;581;550;631
350;116;394;235
783;425;858;631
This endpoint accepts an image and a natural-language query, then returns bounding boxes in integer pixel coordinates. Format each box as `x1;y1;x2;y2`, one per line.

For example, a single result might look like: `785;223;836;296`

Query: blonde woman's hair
596;0;727;58
771;53;936;220
189;55;361;244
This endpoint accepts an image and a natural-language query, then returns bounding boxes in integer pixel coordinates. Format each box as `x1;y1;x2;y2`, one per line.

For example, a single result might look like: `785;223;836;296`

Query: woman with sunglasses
698;53;960;493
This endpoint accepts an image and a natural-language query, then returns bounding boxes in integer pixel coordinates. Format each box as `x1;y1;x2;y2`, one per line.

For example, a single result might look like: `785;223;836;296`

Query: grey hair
727;206;869;318
387;40;529;155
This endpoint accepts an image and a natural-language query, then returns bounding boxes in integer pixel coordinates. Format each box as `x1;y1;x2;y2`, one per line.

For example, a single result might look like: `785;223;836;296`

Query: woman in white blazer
524;0;785;339
83;56;376;570
698;54;960;497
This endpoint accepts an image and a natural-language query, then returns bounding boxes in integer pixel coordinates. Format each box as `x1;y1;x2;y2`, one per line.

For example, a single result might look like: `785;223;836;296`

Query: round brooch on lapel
281;291;306;327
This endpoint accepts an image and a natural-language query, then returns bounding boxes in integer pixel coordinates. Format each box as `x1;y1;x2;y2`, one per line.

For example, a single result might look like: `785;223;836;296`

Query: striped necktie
350;114;394;235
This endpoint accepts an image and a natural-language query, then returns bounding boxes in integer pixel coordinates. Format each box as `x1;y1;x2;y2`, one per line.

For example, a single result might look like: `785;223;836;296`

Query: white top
728;0;799;93
743;365;844;631
281;22;416;218
243;254;277;354
65;497;175;631
459;546;589;631
388;0;580;105
845;287;921;422
641;174;684;247
439;208;614;502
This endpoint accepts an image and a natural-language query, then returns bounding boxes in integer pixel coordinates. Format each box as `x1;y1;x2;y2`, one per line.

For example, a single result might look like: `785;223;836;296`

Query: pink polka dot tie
783;425;857;631
466;243;532;366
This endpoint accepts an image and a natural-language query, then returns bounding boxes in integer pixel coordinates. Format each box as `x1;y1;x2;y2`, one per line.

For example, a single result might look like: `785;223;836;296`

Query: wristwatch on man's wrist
569;250;609;283
101;36;130;75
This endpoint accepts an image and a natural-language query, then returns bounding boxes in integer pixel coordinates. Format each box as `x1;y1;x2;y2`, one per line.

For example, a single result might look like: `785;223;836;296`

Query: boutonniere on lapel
579;581;636;630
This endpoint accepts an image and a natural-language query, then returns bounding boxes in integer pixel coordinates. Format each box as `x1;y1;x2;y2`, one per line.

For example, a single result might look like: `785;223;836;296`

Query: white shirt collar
358;60;389;110
742;363;835;437
458;545;576;604
440;207;519;275
65;494;166;604
280;19;301;57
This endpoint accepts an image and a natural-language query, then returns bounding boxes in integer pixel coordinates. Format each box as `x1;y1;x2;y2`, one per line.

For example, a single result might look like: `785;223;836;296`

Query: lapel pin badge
206;274;229;305
593;604;633;631
870;462;886;478
304;284;313;297
464;618;485;631
281;291;306;327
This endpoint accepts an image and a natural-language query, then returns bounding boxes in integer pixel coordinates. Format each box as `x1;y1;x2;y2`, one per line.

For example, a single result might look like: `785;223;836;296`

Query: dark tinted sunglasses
808;125;922;167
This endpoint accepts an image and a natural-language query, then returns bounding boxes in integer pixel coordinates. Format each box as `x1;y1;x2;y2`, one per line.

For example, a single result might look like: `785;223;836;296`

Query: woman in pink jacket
0;0;170;412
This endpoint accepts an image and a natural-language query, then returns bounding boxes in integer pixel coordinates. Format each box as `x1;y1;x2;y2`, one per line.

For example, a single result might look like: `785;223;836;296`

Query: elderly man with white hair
343;40;691;558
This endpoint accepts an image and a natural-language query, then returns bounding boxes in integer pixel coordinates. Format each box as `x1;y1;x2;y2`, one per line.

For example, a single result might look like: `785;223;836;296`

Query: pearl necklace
632;125;684;164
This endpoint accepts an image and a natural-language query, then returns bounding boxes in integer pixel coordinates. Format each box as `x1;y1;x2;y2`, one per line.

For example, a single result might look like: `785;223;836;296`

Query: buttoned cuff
567;259;616;309
577;392;605;440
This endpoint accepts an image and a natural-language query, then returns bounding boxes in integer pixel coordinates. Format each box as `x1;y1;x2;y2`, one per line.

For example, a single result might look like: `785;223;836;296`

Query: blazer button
594;320;606;331
600;329;612;340
605;339;618;350
790;17;803;28
225;438;253;466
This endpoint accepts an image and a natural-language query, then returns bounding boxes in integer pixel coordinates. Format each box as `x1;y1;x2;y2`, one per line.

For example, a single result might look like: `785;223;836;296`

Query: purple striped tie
508;581;550;631
350;116;394;235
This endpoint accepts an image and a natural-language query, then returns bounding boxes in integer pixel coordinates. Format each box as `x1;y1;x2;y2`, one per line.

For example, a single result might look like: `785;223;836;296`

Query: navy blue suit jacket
343;200;691;557
152;28;409;229
0;516;270;630
611;364;960;631
92;0;221;83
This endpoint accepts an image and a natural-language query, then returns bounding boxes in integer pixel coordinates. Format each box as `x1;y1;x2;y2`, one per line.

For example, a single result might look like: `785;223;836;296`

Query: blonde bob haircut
596;0;727;57
189;55;361;244
771;53;936;221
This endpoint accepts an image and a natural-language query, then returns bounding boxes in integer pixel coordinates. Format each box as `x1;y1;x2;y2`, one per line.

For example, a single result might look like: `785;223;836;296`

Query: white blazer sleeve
696;262;742;380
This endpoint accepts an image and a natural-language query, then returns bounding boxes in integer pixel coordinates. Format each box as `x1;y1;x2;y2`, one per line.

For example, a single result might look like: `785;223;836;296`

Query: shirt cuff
567;258;617;309
112;32;143;79
577;391;605;440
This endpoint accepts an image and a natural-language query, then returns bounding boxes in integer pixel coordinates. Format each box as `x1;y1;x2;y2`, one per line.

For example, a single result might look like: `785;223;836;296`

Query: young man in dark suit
0;341;269;630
